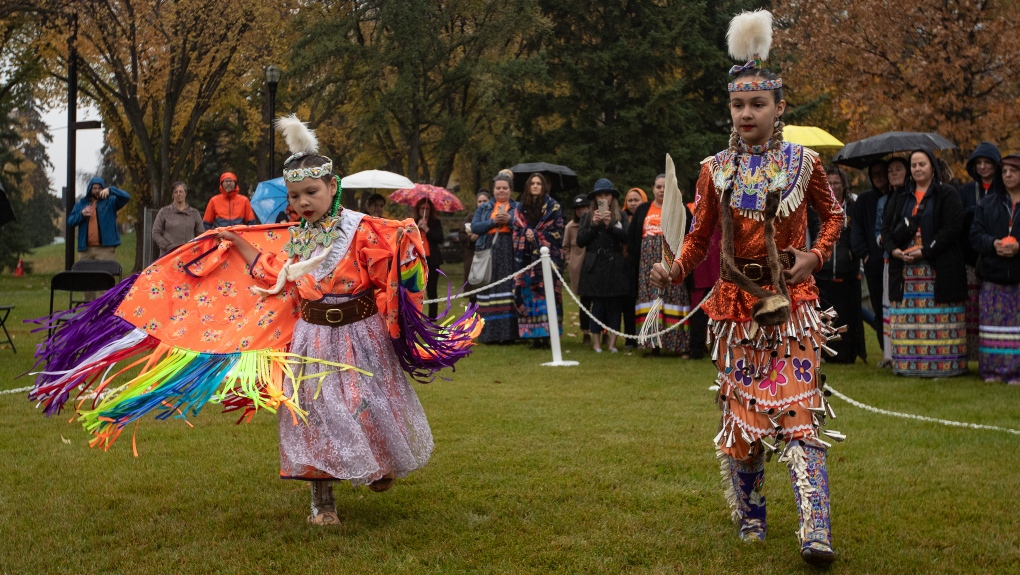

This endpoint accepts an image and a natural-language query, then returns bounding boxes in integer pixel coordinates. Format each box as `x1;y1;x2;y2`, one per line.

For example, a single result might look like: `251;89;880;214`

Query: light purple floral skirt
278;295;433;485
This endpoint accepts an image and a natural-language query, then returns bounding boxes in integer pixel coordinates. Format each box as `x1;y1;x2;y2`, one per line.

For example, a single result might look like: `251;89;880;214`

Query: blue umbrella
251;177;288;224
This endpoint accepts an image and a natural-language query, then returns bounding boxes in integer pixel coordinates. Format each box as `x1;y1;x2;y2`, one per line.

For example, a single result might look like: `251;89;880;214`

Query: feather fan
638;154;686;346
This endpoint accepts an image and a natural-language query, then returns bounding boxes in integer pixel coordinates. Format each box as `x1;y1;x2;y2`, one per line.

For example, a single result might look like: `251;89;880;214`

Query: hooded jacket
203;172;257;229
849;161;888;275
971;179;1020;285
66;176;131;251
960;142;1002;266
880;149;967;303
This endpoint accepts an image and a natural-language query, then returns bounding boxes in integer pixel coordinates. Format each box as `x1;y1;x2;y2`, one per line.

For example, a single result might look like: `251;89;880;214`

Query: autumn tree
286;0;545;195
0;7;59;270
774;0;1020;154
36;0;289;271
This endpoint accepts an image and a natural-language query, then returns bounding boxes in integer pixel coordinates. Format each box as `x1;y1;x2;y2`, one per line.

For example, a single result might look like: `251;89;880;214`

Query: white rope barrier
826;385;1020;436
549;262;708;340
0;385;31;396
423;259;541;305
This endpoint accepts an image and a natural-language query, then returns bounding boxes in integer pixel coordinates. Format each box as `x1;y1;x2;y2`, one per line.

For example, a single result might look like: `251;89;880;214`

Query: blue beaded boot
785;439;837;565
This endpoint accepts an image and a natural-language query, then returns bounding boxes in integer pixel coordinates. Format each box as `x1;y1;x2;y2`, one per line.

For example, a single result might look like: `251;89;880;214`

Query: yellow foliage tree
37;0;291;269
775;0;1020;155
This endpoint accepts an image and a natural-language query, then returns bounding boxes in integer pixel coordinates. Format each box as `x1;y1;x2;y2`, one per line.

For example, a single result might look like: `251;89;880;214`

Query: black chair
0;305;15;353
72;259;123;281
49;271;117;336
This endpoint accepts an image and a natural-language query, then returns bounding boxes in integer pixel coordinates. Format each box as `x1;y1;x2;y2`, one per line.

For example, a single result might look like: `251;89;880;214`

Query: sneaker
593;347;603;353
609;347;618;353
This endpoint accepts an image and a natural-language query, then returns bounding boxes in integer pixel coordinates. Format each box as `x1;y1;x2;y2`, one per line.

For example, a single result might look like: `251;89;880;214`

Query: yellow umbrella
783;125;844;149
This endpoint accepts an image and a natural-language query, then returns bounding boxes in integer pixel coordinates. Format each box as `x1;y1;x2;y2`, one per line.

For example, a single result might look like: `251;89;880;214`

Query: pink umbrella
389;184;465;213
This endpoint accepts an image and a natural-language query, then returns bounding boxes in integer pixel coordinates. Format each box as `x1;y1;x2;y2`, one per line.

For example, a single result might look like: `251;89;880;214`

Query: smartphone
597;198;608;211
498;204;507;214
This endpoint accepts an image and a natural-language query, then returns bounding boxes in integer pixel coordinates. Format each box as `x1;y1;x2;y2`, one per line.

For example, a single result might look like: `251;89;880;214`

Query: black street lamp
265;65;281;178
63;15;103;271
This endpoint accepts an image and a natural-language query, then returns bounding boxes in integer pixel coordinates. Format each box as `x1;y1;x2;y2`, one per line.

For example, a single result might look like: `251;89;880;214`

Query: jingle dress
675;142;845;461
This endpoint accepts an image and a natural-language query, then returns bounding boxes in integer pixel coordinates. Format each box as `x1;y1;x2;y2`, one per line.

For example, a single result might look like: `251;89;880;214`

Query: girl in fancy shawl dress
650;10;845;566
29;117;479;527
216;118;442;525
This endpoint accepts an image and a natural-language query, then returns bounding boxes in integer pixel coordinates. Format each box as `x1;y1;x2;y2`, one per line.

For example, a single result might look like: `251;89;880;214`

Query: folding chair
49;271;117;337
0;305;15;353
72;259;123;282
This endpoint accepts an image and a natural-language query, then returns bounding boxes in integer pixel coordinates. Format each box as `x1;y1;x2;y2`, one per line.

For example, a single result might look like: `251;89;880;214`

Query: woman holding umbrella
514;173;565;348
414;197;445;318
881;150;967;377
471;174;519;344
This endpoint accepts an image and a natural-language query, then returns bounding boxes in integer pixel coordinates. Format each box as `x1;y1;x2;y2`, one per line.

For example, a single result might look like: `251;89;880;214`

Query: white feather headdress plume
275;114;318;156
727;9;773;63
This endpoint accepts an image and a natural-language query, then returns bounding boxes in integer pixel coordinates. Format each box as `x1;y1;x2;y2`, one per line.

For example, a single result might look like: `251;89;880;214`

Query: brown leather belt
720;252;793;286
300;292;378;327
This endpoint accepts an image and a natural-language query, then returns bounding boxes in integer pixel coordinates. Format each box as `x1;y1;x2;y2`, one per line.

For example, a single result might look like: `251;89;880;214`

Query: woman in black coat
880;149;967;377
576;178;629;353
809;166;866;364
970;153;1020;383
414;197;445;319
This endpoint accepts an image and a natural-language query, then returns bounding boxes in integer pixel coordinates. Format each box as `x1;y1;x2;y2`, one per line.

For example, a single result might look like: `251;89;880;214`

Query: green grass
1;249;1019;574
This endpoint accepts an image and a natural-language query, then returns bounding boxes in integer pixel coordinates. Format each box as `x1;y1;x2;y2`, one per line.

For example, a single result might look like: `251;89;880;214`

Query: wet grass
0;253;1018;574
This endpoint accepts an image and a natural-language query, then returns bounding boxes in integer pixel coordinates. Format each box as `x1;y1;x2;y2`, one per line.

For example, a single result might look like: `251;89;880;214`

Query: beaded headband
727;77;783;93
283;159;334;182
726;10;782;93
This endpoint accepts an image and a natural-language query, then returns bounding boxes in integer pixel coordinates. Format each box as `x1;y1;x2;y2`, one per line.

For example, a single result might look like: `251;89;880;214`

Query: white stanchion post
539;246;578;367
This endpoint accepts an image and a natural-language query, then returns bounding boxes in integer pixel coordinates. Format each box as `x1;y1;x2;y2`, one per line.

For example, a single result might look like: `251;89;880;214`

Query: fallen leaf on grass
60;435;71;444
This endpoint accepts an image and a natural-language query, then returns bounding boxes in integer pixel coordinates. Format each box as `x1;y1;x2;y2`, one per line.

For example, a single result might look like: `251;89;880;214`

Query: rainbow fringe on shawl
392;285;484;383
26;275;366;450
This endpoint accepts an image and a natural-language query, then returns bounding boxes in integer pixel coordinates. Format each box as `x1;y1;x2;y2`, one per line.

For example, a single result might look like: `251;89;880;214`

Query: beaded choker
283;213;343;260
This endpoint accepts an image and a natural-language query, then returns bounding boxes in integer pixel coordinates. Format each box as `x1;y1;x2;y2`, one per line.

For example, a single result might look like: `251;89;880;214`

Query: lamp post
265;66;281;178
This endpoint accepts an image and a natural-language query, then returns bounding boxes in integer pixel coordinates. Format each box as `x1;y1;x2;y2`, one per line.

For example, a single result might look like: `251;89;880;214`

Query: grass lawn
1;240;1018;574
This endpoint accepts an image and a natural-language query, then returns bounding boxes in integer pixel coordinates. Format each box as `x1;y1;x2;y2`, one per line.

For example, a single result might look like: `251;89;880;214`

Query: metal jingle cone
823;429;846;442
824;401;837;419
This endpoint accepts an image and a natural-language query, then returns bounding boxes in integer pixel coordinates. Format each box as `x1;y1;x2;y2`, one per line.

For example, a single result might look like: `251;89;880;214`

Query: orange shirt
643;202;662;237
489;202;511;234
912;188;926;216
86;201;100;246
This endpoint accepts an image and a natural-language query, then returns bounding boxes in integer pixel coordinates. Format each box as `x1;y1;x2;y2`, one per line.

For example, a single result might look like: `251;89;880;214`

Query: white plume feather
275;114;318;155
727;9;773;62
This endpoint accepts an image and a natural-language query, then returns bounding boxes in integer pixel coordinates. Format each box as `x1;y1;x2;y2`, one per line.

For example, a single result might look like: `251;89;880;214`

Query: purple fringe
26;275;143;413
391;286;481;383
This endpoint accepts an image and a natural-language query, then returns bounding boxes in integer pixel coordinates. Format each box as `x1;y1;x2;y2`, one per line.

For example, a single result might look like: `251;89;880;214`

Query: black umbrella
509;162;579;196
0;182;16;228
833;131;957;169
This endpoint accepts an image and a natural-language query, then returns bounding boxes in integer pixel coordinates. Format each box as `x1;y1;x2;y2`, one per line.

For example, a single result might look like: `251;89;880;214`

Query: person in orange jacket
203;172;257;229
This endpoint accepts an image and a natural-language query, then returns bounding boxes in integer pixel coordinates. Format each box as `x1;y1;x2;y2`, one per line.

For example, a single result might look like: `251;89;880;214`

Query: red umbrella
389;184;464;213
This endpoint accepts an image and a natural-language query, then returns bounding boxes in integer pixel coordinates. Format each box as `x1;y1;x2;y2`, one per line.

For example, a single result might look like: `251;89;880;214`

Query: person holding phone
576;179;629;352
414;197;445;318
67;176;131;262
471;173;520;343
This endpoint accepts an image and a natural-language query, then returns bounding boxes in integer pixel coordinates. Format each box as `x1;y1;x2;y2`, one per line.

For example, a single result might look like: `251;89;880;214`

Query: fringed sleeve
676;162;720;280
803;158;845;265
361;218;482;382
